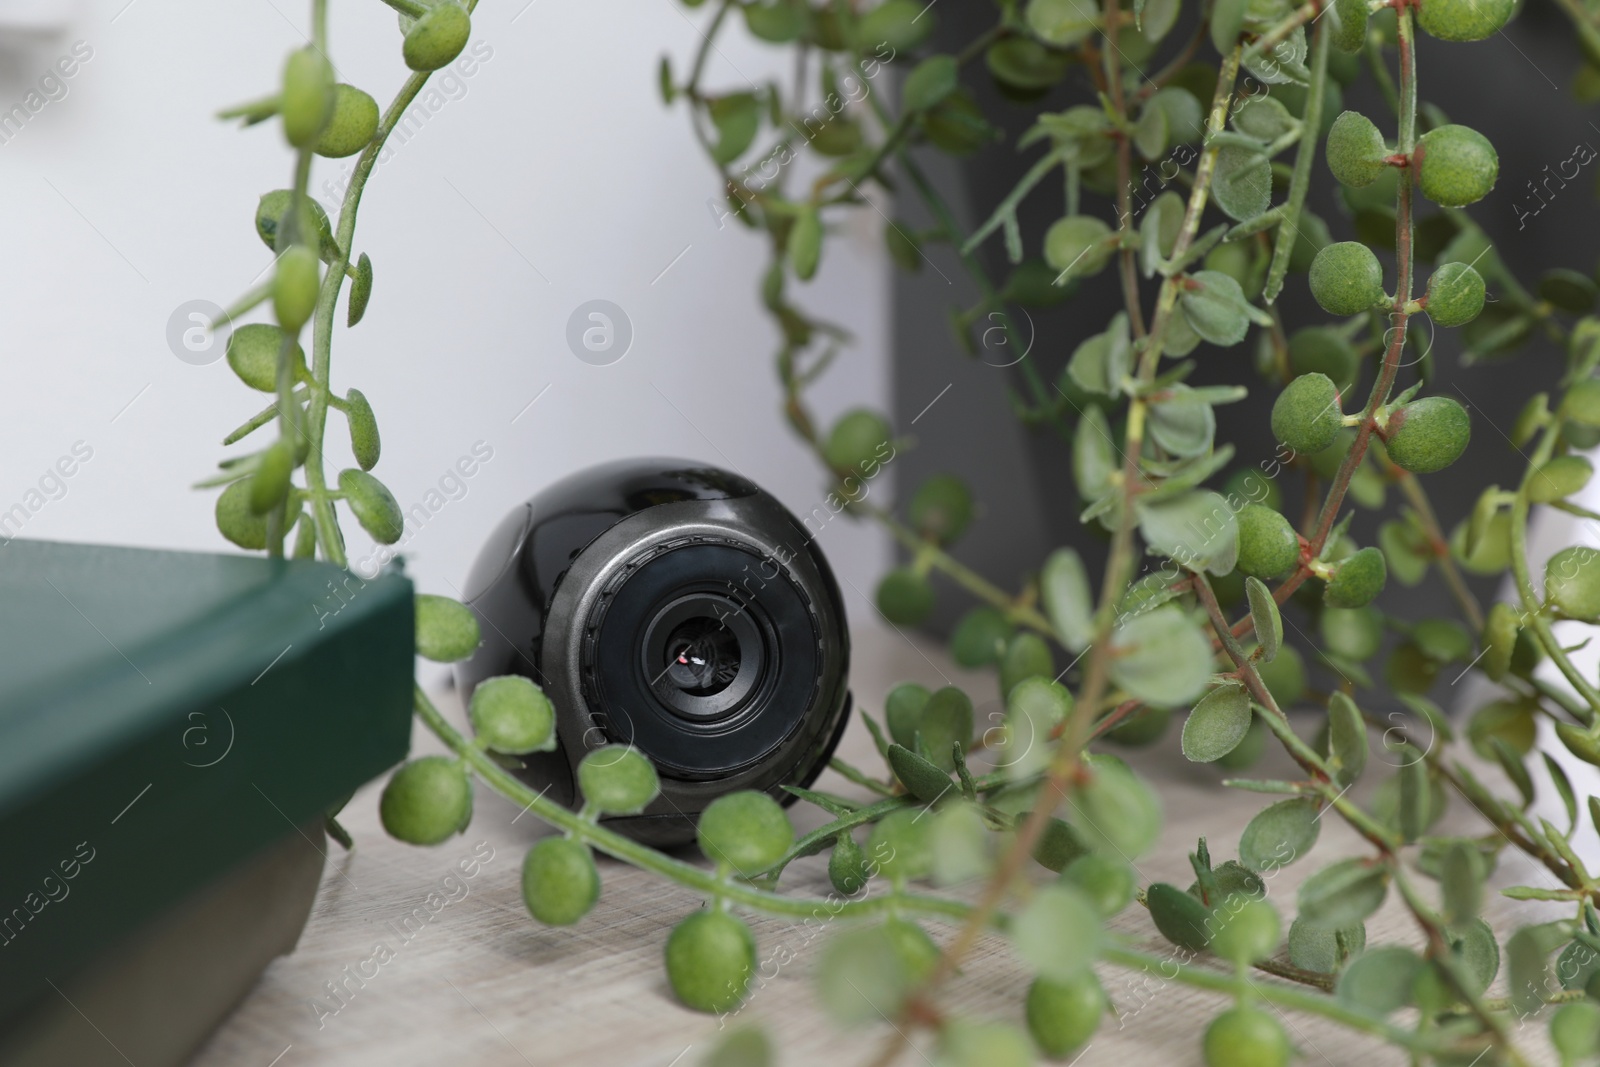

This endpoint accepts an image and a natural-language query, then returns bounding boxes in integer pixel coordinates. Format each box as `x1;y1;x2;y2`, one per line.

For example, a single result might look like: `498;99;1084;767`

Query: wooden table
192;626;1560;1067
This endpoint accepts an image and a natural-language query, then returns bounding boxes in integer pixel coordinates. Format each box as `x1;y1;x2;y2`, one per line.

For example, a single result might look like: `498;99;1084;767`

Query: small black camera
455;459;853;846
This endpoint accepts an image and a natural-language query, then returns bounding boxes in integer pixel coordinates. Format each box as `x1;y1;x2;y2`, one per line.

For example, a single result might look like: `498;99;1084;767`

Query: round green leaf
902;54;958;112
577;745;660;815
949;607;1012;668
1416;124;1498;208
1182;683;1252;763
1288;918;1366;973
402;1;471;71
1212;144;1272;222
1013;884;1103;980
415;593;480;662
697;791;793;875
867;808;933;882
1272;372;1344;454
937;1020;1035;1067
1425;262;1486;328
339;468;403;544
1000;632;1055;698
1025;972;1104;1059
1529;455;1594;504
1071;755;1162;859
876;567;934;624
1237;507;1300;581
1109;605;1215;707
817;926;910;1026
226;323;306;393
1239;797;1321;871
1336;945;1423;1014
1137;490;1240;576
1298;858;1389;928
1326;110;1388;188
919;686;973;771
1384;396;1471;474
931;801;992;886
665;909;754;1014
1212;895;1282;965
1546;546;1600;620
1003;677;1073;782
1309;241;1386;316
379;755;471;845
315;83;379;159
885;682;932;749
469;675;555;754
1041;547;1094;651
520;837;599;926
280;47;334;149
1148;386;1217;457
1026;0;1097;45
1046;215;1114;280
1180;269;1253;346
216;479;268;550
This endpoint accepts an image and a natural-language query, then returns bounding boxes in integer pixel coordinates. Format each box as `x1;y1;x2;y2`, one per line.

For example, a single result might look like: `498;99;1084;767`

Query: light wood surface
189;625;1560;1067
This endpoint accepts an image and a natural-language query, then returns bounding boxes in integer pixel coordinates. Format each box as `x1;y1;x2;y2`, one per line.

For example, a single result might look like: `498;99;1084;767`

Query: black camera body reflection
454;459;852;846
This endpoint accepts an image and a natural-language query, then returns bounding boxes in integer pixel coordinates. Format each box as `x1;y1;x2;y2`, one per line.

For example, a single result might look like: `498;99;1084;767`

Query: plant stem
1193;571;1401;850
1509;421;1600;718
1100;945;1465;1056
1395;471;1484;632
1102;0;1147;339
305;0;484;566
1264;19;1327;303
413;686;976;922
863;502;1056;636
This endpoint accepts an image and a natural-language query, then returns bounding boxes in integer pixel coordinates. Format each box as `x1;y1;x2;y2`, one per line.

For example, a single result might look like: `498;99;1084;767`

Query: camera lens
639;590;766;726
661;617;741;696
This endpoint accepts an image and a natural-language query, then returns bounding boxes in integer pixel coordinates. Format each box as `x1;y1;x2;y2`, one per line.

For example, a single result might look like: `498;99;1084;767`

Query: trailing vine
198;0;1600;1063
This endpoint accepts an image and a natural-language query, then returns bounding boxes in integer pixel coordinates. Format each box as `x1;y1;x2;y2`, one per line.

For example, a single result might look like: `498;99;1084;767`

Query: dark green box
0;540;414;1023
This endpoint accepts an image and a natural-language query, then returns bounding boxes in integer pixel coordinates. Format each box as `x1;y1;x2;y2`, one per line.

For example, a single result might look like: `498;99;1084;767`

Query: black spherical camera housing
454;459;852;846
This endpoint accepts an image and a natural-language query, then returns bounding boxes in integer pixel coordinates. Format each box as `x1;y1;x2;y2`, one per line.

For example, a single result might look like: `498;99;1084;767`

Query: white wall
0;0;891;626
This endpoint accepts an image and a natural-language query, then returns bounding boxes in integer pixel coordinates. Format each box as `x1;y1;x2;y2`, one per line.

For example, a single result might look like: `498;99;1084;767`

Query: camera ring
577;535;824;780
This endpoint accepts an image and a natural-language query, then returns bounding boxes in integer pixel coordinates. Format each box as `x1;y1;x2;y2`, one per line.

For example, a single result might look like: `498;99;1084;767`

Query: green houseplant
202;0;1600;1063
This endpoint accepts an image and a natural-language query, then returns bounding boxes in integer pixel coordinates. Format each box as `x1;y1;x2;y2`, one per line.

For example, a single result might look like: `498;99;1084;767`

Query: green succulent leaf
1240;796;1321;871
1180;269;1255;346
902;54;959;112
1041;547;1095;651
1336;946;1423;1014
1136;490;1240;576
1245;577;1283;661
1108;605;1216;706
1182;683;1253;763
1298;858;1389;928
1147;882;1213;951
1013;884;1104;980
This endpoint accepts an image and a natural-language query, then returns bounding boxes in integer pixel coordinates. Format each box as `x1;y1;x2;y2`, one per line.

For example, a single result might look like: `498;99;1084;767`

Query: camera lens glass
636;590;769;726
661;617;741;696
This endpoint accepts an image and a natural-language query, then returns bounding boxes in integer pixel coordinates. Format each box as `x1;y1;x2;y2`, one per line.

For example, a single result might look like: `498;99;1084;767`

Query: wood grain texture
190;626;1559;1067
